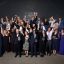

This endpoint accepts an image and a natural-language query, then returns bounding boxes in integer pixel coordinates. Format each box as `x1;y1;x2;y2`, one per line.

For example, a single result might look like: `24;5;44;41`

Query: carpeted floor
0;52;64;64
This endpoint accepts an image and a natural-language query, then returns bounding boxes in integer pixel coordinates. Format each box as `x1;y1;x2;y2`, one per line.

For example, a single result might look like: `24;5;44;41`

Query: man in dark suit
29;27;38;57
30;16;38;29
14;29;24;57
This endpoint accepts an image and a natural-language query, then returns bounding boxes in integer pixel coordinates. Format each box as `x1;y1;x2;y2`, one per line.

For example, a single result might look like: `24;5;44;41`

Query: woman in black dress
10;29;15;52
52;29;59;55
3;30;10;52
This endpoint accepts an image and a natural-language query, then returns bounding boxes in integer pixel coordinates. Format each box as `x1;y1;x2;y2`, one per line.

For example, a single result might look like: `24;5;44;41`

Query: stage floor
0;52;64;64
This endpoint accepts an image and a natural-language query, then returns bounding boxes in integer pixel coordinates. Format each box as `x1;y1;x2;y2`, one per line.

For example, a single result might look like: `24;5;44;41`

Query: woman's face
25;31;27;35
45;19;47;22
48;28;51;31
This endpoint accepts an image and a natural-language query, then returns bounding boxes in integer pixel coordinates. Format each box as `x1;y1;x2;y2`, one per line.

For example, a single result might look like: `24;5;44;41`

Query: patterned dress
23;35;29;50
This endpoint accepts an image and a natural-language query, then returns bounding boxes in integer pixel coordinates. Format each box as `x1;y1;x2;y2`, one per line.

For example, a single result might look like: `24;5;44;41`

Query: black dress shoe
19;55;21;57
35;55;37;57
0;55;3;57
49;54;51;56
31;55;33;57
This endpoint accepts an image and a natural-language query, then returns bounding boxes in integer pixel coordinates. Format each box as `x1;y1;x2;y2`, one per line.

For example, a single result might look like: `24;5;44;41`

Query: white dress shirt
47;29;53;40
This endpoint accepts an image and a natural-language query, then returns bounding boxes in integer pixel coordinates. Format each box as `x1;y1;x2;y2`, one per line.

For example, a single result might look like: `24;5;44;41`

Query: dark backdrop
0;0;64;18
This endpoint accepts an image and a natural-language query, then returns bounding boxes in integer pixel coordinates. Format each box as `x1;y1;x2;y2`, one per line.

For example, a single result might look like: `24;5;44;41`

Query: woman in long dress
52;29;59;55
59;28;64;55
23;31;29;57
3;30;9;52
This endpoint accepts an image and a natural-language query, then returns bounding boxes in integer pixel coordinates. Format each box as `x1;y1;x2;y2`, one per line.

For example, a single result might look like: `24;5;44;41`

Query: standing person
49;16;55;28
3;30;9;52
23;31;29;57
29;28;37;57
10;29;15;52
29;28;33;55
59;28;64;55
44;18;49;31
58;17;64;32
52;29;59;55
14;29;22;57
0;28;3;57
33;27;38;57
46;27;54;55
39;29;47;57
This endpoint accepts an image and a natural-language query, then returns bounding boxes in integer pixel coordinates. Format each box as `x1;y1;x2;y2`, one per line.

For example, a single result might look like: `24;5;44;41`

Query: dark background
0;0;64;18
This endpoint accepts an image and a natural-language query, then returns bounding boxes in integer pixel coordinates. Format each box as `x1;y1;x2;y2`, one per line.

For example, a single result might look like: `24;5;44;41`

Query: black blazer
14;33;24;44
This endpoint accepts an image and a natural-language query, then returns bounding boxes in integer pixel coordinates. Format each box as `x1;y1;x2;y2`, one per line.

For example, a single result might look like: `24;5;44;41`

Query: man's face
16;29;19;34
1;18;3;22
59;18;62;21
31;17;34;20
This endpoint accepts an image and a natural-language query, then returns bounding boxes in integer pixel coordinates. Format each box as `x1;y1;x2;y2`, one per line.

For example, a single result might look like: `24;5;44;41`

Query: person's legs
15;44;18;57
31;44;34;57
11;43;14;52
25;50;28;57
0;48;2;57
48;40;52;55
42;42;45;56
18;44;21;57
46;41;49;55
34;43;37;57
53;39;56;55
39;42;42;56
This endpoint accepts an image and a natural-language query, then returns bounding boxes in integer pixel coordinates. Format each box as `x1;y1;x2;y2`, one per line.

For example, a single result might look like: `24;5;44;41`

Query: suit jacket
59;19;64;31
14;32;24;45
29;32;34;44
29;31;38;45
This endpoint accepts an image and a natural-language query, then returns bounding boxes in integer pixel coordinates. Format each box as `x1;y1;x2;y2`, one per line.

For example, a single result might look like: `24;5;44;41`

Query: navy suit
59;19;64;31
30;17;38;29
29;31;37;57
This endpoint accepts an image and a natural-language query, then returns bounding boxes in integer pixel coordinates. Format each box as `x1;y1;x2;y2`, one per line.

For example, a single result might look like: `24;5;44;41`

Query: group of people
0;13;64;58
